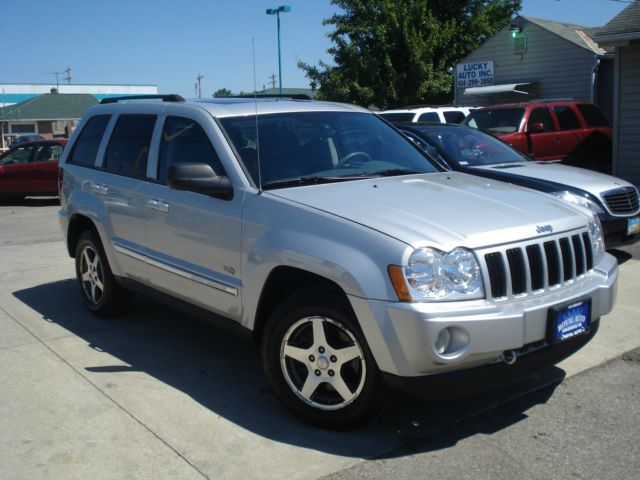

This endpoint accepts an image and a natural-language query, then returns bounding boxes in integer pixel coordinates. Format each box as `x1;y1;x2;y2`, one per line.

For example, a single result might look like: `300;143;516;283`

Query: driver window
528;108;554;132
158;116;224;184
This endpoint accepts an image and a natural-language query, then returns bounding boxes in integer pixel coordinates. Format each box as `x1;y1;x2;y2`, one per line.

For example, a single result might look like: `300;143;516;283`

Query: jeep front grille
483;232;593;300
602;187;639;215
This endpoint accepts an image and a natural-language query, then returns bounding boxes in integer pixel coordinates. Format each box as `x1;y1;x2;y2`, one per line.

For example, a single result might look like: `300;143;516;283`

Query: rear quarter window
443;111;465;124
67;115;111;167
577;104;610;127
417;112;440;122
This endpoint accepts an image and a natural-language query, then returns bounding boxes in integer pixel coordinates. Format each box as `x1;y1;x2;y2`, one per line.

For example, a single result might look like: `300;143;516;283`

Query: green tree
213;88;233;98
299;0;521;108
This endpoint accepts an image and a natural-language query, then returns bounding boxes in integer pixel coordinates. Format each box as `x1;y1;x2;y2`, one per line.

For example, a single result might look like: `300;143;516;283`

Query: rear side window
67;115;111;167
553;106;581;130
379;112;414;122
528;107;555;132
577;104;610;127
103;115;156;178
417;112;440;122
443;111;465;124
158;116;224;183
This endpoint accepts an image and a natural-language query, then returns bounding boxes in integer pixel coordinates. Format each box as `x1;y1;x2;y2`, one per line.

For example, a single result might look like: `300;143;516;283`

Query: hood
268;172;590;250
472;162;634;199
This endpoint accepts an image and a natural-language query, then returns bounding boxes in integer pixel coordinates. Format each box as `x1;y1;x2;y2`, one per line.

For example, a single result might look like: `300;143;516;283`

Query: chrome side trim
113;243;239;296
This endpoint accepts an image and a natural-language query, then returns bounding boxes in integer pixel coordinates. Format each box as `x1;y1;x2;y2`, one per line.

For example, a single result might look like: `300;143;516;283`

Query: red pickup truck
463;100;612;172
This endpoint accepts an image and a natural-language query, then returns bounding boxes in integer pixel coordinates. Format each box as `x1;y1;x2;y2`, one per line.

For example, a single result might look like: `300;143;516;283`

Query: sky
1;0;630;99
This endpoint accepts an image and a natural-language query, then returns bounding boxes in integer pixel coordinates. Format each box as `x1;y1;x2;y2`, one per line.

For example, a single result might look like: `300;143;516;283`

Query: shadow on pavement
13;278;564;459
0;196;59;207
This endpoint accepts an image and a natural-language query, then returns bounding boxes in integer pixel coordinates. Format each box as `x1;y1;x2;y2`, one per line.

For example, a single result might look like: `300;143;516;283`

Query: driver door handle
147;199;170;213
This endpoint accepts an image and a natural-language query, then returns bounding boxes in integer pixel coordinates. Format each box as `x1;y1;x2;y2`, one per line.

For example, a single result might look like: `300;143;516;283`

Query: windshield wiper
368;168;423;177
261;175;365;190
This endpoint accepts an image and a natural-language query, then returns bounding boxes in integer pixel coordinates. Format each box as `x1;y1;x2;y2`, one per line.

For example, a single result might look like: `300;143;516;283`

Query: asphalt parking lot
1;198;639;480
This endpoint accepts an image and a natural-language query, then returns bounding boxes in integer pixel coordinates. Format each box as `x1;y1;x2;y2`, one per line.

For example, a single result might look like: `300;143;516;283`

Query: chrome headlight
589;215;605;265
550;191;604;215
402;247;484;301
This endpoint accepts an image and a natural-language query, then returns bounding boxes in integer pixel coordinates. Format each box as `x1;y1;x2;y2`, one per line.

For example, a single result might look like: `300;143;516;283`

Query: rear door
94;111;158;283
549;105;587;159
20;142;64;194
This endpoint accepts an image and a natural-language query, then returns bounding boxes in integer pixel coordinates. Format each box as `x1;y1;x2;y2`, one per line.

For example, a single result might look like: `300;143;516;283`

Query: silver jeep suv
58;95;618;428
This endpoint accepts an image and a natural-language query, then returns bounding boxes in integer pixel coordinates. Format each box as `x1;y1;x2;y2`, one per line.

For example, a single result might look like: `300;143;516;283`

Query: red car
463;100;612;172
0;139;67;199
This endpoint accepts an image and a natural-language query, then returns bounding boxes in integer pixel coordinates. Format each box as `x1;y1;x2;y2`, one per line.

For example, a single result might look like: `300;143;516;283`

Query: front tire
262;289;387;428
74;230;131;317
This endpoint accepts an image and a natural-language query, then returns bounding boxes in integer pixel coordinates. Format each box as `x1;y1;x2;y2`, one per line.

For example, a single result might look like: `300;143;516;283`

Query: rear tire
74;230;131;317
262;289;387;429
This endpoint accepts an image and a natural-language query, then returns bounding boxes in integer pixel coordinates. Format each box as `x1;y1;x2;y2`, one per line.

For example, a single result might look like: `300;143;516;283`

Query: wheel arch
251;266;353;344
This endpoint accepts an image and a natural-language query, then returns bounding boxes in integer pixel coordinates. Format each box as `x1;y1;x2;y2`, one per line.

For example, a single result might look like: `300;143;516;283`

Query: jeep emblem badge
536;225;553;234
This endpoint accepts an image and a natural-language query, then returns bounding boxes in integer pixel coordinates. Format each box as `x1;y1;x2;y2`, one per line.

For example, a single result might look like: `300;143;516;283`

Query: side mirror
526;122;545;134
167;162;233;200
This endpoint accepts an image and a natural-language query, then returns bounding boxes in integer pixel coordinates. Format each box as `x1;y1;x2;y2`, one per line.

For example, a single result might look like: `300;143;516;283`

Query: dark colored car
8;134;45;148
399;123;639;248
0;139;67;199
463;101;612;173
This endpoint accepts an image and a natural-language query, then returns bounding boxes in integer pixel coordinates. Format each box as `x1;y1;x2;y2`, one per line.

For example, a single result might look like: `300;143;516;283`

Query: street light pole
266;5;291;96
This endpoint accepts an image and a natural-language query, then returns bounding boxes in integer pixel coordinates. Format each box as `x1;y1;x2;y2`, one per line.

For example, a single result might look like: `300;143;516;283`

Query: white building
0;83;158;107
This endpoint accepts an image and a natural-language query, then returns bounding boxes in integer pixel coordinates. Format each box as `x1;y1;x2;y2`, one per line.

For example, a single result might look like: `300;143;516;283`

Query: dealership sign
456;60;494;88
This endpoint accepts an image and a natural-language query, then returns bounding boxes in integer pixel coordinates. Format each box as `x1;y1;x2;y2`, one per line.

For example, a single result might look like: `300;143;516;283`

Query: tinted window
464;108;525;133
417;112;440;122
0;145;34;165
378;112;415;122
577;104;609;127
417;126;526;167
528;107;555;132
104;115;156;178
553;106;581;130
158;116;224;183
220;112;438;188
68;115;111;167
443;111;465;124
34;144;64;162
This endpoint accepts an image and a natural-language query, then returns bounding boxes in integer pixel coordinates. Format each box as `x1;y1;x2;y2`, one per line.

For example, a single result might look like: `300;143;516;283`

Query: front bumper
349;253;617;385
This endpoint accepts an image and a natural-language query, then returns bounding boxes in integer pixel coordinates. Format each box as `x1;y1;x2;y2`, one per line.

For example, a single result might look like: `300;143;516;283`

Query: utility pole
64;66;72;84
268;74;277;90
196;73;204;98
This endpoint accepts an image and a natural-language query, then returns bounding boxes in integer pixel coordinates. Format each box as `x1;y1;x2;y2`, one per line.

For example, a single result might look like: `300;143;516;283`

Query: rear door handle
147;199;170;213
91;183;109;195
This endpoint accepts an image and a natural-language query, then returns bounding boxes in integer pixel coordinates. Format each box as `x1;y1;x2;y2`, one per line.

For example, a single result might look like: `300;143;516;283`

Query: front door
141;110;243;320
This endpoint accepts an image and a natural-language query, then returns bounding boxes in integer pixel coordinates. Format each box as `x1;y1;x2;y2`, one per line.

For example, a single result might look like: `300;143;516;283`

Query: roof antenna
252;37;263;191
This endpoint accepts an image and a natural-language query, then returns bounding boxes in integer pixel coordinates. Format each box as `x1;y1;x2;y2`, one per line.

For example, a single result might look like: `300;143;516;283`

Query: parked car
378;105;473;124
463;100;613;173
58;95;617;428
8;134;45;148
0;139;67;199
398;123;639;248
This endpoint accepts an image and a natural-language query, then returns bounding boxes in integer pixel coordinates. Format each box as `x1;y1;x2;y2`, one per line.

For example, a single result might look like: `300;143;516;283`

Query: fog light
434;328;452;355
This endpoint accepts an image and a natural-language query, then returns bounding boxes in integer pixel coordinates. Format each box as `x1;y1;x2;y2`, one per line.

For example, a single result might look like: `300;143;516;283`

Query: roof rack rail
226;93;313;100
534;98;576;102
100;94;185;104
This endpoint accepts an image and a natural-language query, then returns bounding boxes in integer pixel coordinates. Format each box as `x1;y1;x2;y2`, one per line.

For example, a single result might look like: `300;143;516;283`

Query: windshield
413;126;527;167
219;111;439;189
464;108;525;134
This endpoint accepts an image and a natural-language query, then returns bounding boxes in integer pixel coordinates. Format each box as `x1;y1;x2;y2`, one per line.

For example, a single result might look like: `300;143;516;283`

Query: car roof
87;97;370;118
380;105;469;114
9;139;67;148
473;100;594;110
